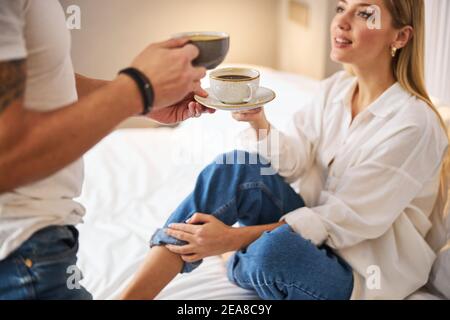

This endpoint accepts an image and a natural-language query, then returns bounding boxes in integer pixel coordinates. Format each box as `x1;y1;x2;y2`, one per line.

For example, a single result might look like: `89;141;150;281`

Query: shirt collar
332;77;411;118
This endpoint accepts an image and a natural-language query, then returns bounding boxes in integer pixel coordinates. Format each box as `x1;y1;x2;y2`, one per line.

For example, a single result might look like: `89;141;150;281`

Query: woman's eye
358;10;373;19
336;5;344;14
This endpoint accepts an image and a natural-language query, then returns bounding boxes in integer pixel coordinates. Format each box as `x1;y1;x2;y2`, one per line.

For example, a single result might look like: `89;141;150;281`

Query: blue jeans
151;151;354;300
0;225;92;300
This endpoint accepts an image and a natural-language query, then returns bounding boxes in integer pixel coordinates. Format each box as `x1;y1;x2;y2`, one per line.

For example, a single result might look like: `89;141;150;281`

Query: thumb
159;37;190;49
187;213;213;224
194;86;209;98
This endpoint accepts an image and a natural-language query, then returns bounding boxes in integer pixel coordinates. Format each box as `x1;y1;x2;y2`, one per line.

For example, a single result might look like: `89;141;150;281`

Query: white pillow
426;242;450;299
426;106;450;299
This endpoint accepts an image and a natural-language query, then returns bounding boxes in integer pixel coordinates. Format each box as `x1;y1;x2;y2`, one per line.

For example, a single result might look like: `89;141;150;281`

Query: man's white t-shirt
0;0;85;260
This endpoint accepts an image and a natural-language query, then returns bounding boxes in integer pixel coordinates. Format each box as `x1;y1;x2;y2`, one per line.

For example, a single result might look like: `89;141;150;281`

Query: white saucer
194;87;276;111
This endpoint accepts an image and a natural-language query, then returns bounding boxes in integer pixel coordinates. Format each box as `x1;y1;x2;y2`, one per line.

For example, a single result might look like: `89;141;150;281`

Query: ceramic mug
209;68;260;104
172;31;230;70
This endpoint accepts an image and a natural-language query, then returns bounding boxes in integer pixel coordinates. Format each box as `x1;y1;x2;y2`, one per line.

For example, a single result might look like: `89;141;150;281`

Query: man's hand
148;93;215;124
130;38;207;110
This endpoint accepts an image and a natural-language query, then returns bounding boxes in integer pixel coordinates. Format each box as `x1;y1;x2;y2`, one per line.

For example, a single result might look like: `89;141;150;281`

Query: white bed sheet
75;66;319;300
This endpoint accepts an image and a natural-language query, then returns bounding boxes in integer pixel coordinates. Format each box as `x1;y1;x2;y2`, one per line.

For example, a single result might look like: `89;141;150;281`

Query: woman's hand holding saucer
232;107;265;123
232;107;271;139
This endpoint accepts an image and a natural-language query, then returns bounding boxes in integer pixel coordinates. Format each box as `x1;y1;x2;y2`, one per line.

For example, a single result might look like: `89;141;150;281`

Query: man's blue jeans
0;225;92;300
151;151;354;300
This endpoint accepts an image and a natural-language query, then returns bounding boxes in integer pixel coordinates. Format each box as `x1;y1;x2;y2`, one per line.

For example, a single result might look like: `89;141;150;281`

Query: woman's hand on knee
164;213;237;262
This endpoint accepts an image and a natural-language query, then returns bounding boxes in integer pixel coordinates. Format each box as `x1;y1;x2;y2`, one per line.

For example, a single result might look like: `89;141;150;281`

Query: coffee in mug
217;75;252;81
210;68;260;104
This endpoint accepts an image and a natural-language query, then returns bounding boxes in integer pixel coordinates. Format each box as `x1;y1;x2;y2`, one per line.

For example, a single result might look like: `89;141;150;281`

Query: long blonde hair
384;0;450;232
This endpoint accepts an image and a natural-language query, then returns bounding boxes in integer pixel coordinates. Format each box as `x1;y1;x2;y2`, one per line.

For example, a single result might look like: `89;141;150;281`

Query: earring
391;46;398;58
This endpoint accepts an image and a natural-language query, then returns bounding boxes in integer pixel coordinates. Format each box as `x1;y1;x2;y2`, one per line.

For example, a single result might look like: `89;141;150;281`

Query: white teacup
210;68;260;104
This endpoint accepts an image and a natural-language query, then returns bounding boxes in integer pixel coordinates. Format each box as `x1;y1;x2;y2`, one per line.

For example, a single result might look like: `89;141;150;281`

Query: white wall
277;0;340;80
61;0;340;81
324;0;343;78
425;0;450;106
60;0;279;79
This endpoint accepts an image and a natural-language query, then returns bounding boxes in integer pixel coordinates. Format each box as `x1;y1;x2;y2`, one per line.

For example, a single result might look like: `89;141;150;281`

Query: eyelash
358;11;373;19
335;5;374;20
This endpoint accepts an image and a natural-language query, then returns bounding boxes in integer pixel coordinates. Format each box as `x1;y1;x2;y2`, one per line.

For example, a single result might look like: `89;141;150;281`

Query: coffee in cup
210;68;260;104
172;31;230;70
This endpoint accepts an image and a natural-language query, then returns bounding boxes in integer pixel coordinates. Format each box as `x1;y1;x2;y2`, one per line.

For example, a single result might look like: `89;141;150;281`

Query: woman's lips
334;37;353;48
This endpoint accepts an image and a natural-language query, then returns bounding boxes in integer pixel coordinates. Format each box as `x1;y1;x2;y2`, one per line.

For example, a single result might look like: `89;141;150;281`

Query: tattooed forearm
0;59;26;114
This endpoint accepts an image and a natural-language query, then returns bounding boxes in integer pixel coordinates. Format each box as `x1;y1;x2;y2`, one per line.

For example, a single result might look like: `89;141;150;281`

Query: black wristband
118;67;154;115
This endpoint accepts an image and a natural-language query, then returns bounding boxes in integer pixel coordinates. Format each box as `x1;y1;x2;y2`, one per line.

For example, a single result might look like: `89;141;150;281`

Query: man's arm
0;38;207;194
75;73;109;98
0;60;26;153
0;60;25;114
0;59;142;193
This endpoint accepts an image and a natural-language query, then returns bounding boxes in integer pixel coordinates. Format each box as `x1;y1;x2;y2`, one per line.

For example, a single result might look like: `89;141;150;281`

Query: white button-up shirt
240;71;449;299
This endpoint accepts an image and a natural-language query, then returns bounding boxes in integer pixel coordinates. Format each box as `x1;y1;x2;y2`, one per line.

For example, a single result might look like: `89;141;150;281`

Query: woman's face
330;0;398;68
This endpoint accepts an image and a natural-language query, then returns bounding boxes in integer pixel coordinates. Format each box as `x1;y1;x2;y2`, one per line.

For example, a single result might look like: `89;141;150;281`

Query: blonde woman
122;0;449;300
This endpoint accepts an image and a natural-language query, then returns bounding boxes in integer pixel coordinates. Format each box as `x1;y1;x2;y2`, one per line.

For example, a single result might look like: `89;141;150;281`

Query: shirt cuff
0;45;26;62
280;207;328;246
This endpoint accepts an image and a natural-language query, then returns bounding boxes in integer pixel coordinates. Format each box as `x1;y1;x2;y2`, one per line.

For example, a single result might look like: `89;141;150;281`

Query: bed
75;65;449;300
